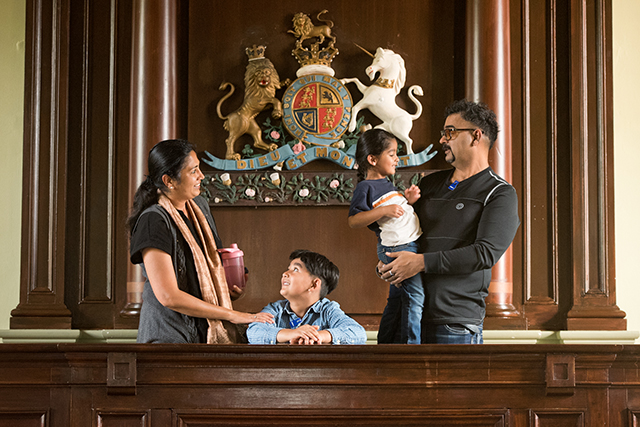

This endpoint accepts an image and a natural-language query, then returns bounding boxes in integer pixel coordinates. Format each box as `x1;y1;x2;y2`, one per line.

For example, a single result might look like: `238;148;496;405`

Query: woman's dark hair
290;249;339;299
354;129;397;181
127;139;196;236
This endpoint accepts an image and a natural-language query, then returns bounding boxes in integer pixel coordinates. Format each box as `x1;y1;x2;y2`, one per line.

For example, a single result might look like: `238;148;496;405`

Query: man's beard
443;143;455;164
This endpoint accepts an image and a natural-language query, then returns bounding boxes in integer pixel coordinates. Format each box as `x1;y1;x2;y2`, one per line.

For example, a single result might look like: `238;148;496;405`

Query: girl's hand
404;185;421;204
383;204;404;218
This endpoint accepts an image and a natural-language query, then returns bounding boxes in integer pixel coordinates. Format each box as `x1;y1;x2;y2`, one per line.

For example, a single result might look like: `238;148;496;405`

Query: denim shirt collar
283;298;325;319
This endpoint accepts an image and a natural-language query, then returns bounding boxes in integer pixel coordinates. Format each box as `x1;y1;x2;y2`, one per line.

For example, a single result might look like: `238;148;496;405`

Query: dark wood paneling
1;344;640;425
93;410;149;427
0;410;47;427
11;0;73;329
566;0;624;330
64;0;134;329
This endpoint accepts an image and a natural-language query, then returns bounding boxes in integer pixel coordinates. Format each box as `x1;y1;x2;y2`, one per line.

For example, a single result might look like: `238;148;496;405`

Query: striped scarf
158;195;238;343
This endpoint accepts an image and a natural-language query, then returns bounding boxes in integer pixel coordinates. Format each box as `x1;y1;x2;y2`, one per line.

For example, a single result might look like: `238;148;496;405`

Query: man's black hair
444;99;500;149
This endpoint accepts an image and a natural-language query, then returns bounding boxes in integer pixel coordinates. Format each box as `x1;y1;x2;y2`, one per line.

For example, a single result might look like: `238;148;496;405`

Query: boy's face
280;258;318;300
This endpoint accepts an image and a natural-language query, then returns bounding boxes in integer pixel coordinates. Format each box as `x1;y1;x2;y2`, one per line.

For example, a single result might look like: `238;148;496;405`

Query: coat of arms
203;10;435;173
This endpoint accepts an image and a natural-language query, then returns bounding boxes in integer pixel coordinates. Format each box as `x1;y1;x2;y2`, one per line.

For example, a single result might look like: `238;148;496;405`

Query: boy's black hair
444;99;500;149
289;249;339;298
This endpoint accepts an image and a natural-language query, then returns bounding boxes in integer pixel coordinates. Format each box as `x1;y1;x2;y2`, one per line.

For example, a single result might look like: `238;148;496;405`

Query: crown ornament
288;10;339;77
246;45;266;61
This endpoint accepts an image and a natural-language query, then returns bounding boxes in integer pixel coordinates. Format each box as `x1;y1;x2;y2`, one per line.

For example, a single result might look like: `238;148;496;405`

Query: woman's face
167;151;204;207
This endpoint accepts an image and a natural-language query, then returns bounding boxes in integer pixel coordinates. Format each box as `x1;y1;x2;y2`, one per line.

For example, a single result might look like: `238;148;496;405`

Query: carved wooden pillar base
120;282;144;317
566;306;627;331
10;305;72;329
484;279;525;329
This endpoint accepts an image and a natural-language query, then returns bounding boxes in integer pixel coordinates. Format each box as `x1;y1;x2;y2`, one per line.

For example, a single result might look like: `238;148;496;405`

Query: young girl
348;129;424;344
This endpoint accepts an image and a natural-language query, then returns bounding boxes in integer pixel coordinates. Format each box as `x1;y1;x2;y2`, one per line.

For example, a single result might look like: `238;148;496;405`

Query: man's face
280;258;317;300
439;113;480;166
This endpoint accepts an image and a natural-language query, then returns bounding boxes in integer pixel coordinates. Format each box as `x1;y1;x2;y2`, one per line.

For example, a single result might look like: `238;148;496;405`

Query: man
379;100;520;344
247;249;367;345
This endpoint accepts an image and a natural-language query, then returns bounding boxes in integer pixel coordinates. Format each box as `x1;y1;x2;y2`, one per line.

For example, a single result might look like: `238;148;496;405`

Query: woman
128;139;273;343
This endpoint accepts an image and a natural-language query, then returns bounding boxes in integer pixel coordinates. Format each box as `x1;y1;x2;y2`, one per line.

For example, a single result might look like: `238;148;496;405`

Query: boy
247;250;367;345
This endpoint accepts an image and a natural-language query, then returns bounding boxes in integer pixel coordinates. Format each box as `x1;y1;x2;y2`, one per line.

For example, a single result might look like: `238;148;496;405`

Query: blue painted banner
201;143;437;171
397;144;438;167
284;146;356;170
202;145;295;171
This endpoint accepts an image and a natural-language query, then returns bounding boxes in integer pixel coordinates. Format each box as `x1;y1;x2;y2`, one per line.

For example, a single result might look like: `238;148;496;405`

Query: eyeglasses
440;127;479;141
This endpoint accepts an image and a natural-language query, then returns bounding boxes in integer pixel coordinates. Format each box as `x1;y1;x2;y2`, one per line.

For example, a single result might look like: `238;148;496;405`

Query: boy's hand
291;326;333;345
404;185;421;204
278;325;332;345
278;325;321;344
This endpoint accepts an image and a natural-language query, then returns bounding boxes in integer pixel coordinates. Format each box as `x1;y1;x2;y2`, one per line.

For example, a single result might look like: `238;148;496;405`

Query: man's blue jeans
376;241;424;344
422;323;484;344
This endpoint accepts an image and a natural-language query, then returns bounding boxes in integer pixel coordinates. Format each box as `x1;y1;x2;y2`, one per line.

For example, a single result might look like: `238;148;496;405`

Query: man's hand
378;251;425;286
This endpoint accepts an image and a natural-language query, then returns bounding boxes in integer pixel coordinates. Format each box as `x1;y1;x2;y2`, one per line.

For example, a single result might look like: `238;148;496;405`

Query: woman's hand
229;310;274;325
229;285;244;301
229;273;249;301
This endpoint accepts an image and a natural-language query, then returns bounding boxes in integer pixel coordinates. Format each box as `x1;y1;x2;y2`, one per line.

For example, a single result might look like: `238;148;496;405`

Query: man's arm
381;186;519;285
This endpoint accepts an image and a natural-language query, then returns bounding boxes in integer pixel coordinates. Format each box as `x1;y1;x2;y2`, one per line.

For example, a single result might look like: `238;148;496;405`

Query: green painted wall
613;0;640;336
0;0;639;335
0;0;25;329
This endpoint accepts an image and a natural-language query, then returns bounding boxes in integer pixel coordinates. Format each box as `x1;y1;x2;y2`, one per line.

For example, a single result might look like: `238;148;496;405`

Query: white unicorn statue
341;47;423;154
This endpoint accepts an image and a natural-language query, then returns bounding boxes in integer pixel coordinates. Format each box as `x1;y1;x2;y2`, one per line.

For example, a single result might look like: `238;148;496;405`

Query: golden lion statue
216;46;287;160
288;10;335;45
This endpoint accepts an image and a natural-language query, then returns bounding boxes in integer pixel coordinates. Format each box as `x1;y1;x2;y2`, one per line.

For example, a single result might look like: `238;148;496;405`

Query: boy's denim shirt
246;298;367;345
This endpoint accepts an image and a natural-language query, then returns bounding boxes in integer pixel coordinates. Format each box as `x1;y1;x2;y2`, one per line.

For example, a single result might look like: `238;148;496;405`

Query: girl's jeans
376;241;425;344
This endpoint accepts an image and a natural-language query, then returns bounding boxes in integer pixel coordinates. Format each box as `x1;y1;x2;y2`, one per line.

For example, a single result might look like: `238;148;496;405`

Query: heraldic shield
283;74;353;147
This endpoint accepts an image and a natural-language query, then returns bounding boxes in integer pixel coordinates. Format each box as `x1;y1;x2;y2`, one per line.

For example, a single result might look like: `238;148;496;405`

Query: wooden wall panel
11;0;73;329
566;0;624;330
63;0;134;329
2;344;640;426
0;411;47;427
174;409;508;426
517;0;574;329
529;410;585;427
93;410;149;427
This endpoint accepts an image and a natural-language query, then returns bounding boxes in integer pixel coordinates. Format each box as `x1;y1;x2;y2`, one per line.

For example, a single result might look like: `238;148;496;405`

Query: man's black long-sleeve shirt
413;167;520;326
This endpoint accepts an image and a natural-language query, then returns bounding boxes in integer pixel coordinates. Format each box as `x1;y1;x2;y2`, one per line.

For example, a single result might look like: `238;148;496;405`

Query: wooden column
565;0;625;330
465;0;522;328
10;0;73;329
120;0;186;317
